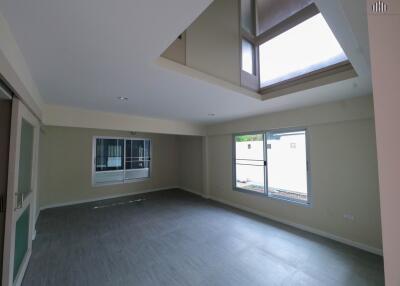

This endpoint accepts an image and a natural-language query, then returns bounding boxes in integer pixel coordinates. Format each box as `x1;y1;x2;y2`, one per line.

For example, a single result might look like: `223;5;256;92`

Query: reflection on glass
95;139;124;171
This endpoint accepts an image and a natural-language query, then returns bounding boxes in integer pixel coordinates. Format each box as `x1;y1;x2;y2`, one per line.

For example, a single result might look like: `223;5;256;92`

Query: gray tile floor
22;189;384;286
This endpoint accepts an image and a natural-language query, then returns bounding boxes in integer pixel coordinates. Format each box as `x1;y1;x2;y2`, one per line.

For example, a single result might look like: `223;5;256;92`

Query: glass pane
242;39;254;75
235;134;263;160
241;0;254;34
95;139;124;171
259;13;348;88
125;140;146;170
235;133;265;193
144;140;151;159
18;119;34;195
14;206;30;281
94;171;124;184
266;130;308;202
125;162;150;181
235;163;265;193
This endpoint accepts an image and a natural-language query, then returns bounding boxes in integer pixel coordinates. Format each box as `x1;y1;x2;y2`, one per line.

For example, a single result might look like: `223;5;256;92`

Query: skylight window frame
239;1;356;97
257;3;353;94
239;0;260;91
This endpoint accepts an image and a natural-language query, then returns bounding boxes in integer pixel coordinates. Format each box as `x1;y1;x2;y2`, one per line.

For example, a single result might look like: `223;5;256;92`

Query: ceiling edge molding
206;95;374;136
156;57;262;101
43;104;206;136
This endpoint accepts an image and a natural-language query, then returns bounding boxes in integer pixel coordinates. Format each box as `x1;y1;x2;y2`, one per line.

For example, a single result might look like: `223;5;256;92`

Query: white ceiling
0;0;372;124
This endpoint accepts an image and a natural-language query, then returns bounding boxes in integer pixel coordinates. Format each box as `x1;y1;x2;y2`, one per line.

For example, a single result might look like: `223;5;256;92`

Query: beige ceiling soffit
261;62;357;101
43;104;206;136
156;57;262;101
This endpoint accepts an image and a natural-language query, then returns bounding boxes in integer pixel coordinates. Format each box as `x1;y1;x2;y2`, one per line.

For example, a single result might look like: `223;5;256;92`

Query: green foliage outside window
235;134;263;142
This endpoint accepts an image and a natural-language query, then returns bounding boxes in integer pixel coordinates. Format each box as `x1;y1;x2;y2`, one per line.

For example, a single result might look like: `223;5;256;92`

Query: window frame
232;131;267;194
232;127;312;206
257;6;352;91
91;136;152;187
239;1;355;97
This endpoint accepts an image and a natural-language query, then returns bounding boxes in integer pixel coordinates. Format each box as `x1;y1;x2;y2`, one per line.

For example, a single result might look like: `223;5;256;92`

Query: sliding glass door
3;98;40;286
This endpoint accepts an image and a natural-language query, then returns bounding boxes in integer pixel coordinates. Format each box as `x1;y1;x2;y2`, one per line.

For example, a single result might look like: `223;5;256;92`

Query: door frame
2;98;39;286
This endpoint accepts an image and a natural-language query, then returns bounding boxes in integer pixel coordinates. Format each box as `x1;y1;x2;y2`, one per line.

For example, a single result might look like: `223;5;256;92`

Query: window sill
92;177;151;188
259;61;356;101
233;187;312;208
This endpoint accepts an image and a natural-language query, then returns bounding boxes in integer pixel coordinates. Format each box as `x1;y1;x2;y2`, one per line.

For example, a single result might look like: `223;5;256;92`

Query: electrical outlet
343;213;354;221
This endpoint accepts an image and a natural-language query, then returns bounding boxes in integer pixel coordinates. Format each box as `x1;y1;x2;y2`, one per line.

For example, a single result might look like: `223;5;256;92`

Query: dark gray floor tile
22;189;384;286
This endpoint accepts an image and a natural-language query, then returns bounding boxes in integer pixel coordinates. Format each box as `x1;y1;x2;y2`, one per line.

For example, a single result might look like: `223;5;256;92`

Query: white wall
367;1;400;284
206;96;382;252
0;11;43;117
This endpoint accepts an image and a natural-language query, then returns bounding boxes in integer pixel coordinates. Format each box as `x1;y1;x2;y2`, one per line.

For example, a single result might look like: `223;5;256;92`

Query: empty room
0;0;398;285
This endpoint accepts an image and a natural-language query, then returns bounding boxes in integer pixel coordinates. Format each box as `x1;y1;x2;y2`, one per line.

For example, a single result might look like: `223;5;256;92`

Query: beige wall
186;0;240;85
161;33;186;65
206;96;382;251
38;126;179;208
207;96;374;135
37;97;382;253
177;136;204;195
367;1;400;284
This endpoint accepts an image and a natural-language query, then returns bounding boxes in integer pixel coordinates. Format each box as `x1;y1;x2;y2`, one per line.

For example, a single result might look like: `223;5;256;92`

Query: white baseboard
210;195;383;256
40;186;179;211
178;186;206;198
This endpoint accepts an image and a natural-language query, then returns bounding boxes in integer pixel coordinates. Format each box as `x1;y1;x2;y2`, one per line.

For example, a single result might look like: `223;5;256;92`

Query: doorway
0;85;12;284
1;95;40;286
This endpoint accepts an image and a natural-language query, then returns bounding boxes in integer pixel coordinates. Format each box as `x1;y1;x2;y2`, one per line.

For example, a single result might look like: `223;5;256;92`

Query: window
93;137;151;186
241;39;255;75
239;1;354;95
259;13;348;88
234;133;265;193
233;128;310;205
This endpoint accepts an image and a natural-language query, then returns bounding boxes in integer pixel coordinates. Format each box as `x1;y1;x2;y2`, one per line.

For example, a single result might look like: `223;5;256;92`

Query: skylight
259;13;348;88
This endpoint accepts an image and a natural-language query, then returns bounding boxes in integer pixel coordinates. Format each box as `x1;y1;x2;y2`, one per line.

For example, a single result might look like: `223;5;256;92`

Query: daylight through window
233;129;310;205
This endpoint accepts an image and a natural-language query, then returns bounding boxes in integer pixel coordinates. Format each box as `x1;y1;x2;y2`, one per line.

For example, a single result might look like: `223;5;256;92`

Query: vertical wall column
367;1;400;285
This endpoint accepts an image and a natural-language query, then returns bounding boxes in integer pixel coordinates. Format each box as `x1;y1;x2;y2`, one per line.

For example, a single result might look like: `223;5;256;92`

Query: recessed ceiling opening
240;1;357;99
